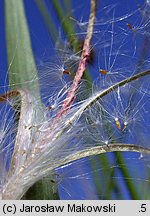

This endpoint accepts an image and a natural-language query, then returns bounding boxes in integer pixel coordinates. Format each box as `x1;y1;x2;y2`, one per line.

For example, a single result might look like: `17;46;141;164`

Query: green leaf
21;177;60;200
35;0;58;43
5;0;40;97
5;0;59;200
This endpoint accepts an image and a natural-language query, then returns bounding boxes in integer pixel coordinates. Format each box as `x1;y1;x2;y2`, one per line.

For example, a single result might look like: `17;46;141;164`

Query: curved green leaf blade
5;0;40;96
5;0;59;200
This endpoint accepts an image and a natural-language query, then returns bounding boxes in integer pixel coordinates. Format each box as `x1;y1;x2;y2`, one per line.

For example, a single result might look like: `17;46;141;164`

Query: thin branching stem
57;0;97;116
57;144;150;168
66;69;150;127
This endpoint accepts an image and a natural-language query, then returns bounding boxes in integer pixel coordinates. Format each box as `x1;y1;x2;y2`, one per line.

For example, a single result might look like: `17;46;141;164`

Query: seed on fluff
105;140;109;145
127;23;133;30
122;121;128;131
22;149;26;156
99;69;107;74
115;117;121;130
19;166;25;172
31;154;35;159
63;69;71;75
126;23;136;32
46;104;56;110
30;151;35;158
139;153;143;159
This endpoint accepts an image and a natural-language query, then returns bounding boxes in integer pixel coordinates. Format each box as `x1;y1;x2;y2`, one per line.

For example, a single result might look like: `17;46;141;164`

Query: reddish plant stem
57;0;97;118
